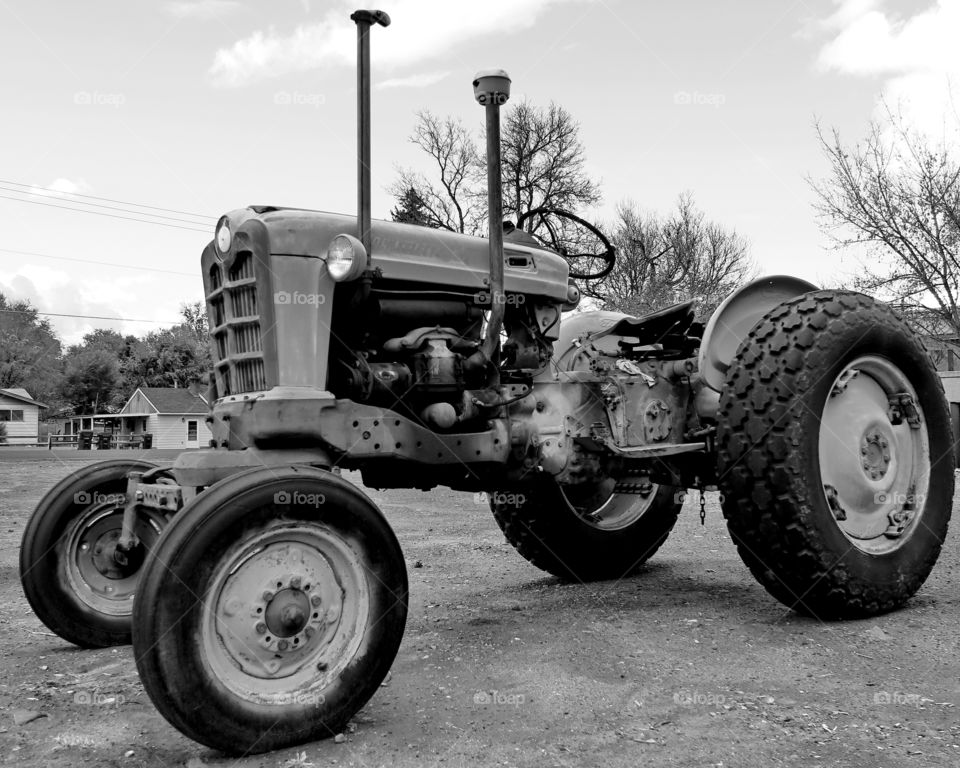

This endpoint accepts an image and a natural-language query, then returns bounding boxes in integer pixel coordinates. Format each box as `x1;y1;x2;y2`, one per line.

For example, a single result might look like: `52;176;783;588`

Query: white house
119;387;212;449
0;388;46;445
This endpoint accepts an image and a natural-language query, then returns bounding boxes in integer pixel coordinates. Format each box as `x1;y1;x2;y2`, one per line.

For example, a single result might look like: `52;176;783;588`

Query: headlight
326;233;367;282
215;217;232;255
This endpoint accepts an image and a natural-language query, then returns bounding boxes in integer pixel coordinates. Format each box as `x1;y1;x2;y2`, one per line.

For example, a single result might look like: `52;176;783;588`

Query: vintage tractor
19;9;954;755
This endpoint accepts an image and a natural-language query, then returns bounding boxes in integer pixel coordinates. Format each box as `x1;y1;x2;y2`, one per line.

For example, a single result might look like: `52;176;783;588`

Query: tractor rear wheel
717;290;954;618
19;459;166;648
491;478;681;581
132;465;407;755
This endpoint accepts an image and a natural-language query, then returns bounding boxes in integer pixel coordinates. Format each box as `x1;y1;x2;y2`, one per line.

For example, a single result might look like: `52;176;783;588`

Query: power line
0;178;217;221
0;247;196;277
0;184;213;227
0;307;181;324
0;193;211;233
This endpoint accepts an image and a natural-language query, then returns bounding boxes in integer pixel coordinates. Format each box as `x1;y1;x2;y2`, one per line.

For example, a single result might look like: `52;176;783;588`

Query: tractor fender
698;275;818;393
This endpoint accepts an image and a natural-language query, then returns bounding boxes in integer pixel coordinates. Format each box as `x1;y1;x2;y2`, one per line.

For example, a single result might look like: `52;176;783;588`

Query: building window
0;410;24;422
187;420;198;441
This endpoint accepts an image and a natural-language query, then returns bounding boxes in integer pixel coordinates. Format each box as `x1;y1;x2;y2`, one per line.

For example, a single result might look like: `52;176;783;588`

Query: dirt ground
1;450;959;768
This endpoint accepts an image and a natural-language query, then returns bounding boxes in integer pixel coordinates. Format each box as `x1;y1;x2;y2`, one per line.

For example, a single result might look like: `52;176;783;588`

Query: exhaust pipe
350;9;391;266
473;69;511;369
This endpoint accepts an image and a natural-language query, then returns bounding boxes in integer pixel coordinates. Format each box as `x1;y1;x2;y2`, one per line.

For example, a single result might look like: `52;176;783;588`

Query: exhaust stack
473;69;511;367
350;9;391;266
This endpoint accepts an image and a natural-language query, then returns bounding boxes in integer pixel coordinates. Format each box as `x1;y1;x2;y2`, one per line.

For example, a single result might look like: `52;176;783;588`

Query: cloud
165;0;242;20
816;0;960;135
377;71;450;90
208;0;593;87
29;178;94;199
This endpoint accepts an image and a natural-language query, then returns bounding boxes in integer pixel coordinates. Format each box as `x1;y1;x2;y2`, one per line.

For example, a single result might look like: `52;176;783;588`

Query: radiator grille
207;249;267;396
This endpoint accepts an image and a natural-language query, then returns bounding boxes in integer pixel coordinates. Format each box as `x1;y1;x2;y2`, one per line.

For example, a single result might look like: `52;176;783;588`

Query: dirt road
1;452;958;767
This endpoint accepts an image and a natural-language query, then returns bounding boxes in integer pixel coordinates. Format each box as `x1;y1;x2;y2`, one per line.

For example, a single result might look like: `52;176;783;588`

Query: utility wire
0;178;217;221
0;307;181;324
0;247;196;277
0;193;211;233
0;184;213;227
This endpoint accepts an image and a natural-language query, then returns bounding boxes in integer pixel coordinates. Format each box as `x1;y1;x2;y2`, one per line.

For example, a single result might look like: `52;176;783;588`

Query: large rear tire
132;465;408;755
717;291;954;618
491;478;681;581
19;459;165;648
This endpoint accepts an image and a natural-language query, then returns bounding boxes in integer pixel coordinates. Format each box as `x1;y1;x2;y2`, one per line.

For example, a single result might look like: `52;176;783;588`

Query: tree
0;293;63;406
389;111;483;233
812;109;960;337
390;101;601;239
389;186;434;228
60;348;120;414
585;194;754;320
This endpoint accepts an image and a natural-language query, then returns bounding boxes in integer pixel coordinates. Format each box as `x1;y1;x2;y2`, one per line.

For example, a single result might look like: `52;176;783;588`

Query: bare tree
585;194;754;319
389;111;483;234
390;101;601;238
499;101;601;232
812;108;960;336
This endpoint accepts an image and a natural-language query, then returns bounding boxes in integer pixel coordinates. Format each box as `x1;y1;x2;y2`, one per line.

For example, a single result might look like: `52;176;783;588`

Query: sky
1;0;958;344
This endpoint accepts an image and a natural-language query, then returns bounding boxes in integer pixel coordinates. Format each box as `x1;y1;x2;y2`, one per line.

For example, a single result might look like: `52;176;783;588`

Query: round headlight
215;217;232;255
326;234;367;282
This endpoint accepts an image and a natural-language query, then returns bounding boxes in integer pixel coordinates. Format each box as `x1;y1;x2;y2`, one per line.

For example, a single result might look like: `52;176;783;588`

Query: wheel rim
202;521;369;704
62;502;165;616
819;355;931;555
561;478;663;531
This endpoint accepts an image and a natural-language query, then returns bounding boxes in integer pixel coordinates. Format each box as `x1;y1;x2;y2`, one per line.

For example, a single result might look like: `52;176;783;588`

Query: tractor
19;9;954;755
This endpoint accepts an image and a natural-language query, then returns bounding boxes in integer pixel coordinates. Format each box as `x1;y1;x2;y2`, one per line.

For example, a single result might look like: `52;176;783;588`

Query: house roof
0;388;47;408
126;387;209;415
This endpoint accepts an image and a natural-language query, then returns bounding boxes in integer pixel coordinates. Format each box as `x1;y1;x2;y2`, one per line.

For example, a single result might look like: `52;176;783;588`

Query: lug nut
255;622;267;634
311;595;322;606
317;661;328;671
278;640;289;651
263;591;274;601
290;577;302;589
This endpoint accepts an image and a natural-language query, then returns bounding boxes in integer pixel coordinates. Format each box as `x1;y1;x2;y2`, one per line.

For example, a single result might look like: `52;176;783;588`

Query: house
54;386;212;450
0;388;46;445
119;387;212;449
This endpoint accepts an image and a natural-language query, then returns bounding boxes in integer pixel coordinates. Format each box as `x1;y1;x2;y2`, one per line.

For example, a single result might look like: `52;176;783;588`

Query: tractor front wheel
132;465;408;755
19;459;166;648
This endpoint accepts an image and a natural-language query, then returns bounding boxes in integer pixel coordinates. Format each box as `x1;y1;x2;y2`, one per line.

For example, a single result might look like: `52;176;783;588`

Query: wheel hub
264;588;311;638
860;430;891;480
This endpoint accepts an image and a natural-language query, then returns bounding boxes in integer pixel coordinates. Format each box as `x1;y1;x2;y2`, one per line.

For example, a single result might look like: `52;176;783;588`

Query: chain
699;487;706;526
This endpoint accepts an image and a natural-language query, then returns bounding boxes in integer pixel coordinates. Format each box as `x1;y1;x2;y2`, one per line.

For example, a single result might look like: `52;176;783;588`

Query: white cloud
377;71;450;90
208;0;593;87
165;0;242;20
29;178;94;199
816;0;960;136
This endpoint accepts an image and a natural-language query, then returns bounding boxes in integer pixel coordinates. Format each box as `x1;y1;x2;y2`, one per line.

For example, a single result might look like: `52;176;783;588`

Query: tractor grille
207;251;268;396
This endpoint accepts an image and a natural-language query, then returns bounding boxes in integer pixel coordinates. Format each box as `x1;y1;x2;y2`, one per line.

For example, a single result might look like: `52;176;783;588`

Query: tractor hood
215;206;570;302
